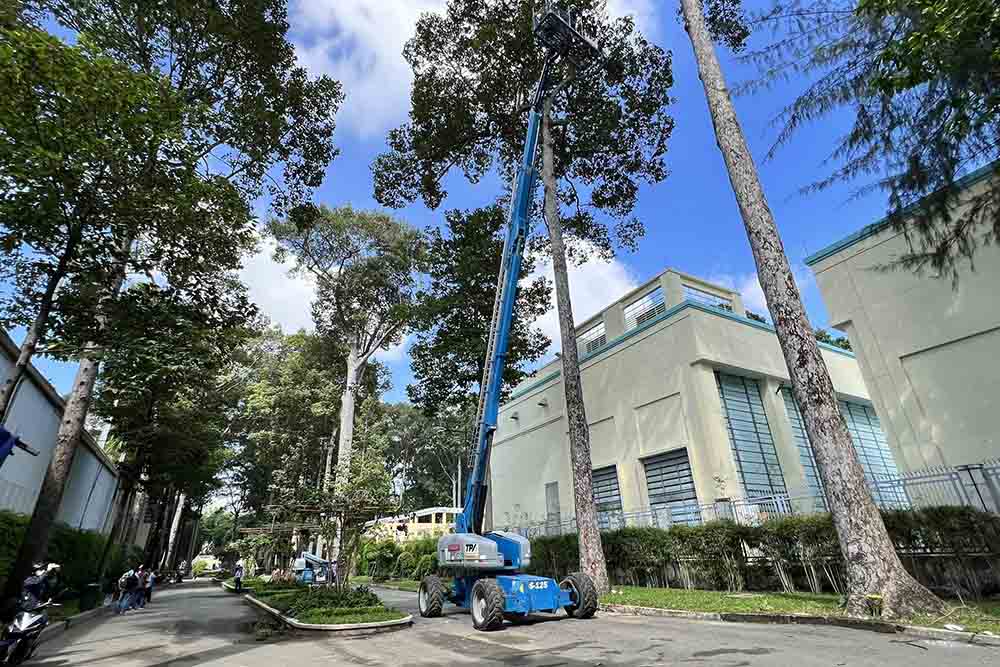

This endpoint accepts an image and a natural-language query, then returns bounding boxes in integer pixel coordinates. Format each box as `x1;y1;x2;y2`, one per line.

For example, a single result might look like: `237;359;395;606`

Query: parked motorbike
0;597;58;665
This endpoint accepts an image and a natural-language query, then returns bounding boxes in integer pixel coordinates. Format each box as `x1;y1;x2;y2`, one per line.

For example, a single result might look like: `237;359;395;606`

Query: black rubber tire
470;579;505;631
561;572;598;619
418;575;445;618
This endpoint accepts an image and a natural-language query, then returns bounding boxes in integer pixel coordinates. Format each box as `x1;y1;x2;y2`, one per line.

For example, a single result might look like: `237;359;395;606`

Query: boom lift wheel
418;575;445;618
560;572;598;619
470;579;505;631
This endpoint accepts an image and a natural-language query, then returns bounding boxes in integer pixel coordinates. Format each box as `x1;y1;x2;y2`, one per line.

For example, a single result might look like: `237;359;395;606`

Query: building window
780;390;904;507
578;322;607;355
643;449;701;525
592;465;623;528
623;287;666;332
683;284;733;311
839;399;904;505
780;388;827;510
716;372;788;498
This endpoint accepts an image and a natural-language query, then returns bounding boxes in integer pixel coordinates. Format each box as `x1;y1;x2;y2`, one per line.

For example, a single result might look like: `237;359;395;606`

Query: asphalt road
34;579;998;666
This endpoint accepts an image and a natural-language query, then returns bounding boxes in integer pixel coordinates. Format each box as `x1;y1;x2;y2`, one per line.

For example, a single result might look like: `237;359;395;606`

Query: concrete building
365;506;462;543
490;269;896;529
0;332;119;533
806;165;1000;472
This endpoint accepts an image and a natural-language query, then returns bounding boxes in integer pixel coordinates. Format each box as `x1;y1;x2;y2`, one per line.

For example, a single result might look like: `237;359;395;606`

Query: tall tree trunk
2;235;133;601
678;0;942;618
541;98;610;594
164;492;187;570
336;341;360;478
185;514;201;565
0;227;80;423
97;479;135;581
145;495;168;566
2;353;102;600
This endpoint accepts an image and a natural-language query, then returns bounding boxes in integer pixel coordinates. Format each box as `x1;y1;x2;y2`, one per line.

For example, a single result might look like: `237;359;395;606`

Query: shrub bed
249;583;403;625
1;509;144;598
528;506;1000;598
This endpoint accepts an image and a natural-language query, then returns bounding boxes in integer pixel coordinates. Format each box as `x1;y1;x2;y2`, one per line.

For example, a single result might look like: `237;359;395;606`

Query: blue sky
22;0;888;404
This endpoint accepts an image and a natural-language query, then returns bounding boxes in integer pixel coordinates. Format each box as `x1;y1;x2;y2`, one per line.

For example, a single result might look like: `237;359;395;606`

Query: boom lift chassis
417;4;602;631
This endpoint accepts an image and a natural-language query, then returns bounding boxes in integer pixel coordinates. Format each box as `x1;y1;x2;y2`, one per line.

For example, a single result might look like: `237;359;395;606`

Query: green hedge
1;509;143;596
528;507;1000;598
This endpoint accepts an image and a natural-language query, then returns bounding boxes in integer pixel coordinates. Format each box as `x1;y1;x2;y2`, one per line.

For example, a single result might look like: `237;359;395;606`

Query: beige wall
491;288;871;528
807;179;1000;470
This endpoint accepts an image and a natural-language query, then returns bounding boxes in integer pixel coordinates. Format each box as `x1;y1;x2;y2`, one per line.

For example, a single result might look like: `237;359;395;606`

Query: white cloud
289;0;662;138
528;251;640;354
373;333;413;363
240;239;316;333
290;0;445;137
606;0;661;37
240;240;416;364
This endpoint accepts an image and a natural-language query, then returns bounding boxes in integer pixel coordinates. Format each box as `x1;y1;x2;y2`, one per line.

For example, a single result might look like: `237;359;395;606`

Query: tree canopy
372;0;674;260
408;205;550;413
748;0;999;279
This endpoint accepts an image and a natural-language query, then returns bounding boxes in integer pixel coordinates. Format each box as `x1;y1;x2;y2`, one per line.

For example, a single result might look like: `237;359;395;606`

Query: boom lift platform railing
418;3;603;631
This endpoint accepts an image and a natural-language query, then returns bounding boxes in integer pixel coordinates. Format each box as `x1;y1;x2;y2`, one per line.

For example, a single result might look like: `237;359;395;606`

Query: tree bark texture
541;98;610;595
3;235;133;601
2;353;103;600
96;480;134;580
0;228;80;423
679;0;942;618
336;341;360;479
164;492;187;570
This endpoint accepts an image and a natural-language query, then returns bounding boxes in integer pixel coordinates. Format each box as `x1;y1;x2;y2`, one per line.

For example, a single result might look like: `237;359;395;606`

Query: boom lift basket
533;3;601;68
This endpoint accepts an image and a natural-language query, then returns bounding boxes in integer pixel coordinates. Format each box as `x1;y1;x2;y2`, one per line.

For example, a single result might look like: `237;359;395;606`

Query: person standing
116;567;139;615
145;570;156;605
233;561;245;594
135;567;148;609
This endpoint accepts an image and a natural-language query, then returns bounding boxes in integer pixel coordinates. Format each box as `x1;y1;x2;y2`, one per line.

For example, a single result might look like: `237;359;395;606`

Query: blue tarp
0;425;17;469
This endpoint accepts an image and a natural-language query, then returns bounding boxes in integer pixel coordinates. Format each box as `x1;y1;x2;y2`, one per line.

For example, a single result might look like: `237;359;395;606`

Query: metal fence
499;460;1000;537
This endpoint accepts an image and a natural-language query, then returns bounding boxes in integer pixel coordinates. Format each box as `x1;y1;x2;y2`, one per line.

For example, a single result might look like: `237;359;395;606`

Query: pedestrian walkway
34;579;261;667
34;579;997;666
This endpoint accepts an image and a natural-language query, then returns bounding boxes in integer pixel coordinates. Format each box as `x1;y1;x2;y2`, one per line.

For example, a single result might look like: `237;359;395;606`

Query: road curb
38;605;108;645
598;604;1000;647
370;583;417;593
232;586;413;634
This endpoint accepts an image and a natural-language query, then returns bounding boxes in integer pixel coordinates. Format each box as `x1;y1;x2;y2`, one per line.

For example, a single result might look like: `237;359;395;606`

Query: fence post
713;498;733;522
981;465;1000;513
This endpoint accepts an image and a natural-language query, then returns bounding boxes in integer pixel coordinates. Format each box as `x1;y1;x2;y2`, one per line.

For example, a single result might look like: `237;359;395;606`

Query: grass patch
294;605;407;625
909;600;1000;635
253;590;301;613
603;587;843;616
602;587;1000;635
351;576;422;592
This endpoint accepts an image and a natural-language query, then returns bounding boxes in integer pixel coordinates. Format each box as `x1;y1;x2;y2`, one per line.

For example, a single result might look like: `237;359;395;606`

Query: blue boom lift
417;4;602;632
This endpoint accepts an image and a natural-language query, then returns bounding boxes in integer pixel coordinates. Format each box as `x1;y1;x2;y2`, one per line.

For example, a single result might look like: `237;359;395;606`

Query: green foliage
702;0;752;51
43;0;343;213
362;540;402;581
373;0;674;261
382;402;474;511
294;606;406;625
751;0;1000;279
285;585;381;618
813;328;852;351
528;507;1000;596
412;554;437;581
192;560;208;577
269;205;426;360
407;206;551;413
395;552;415;579
0;509;142;595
